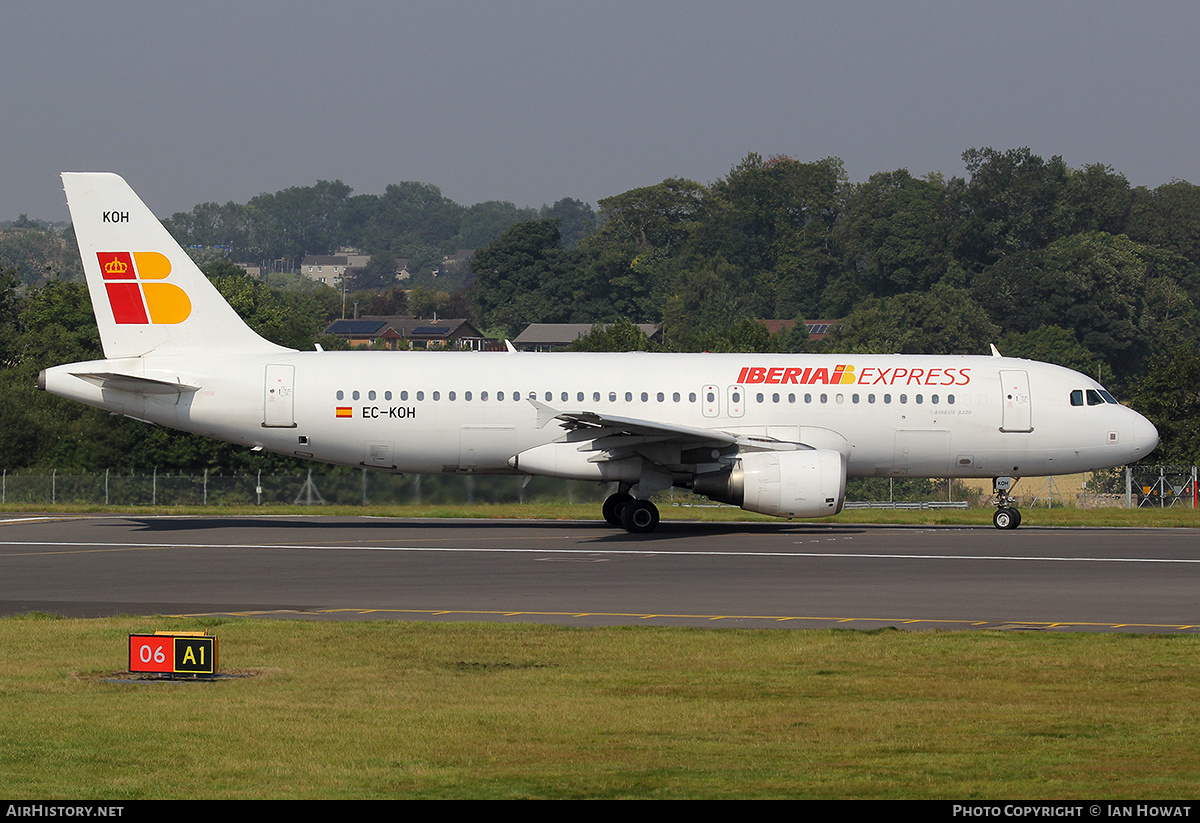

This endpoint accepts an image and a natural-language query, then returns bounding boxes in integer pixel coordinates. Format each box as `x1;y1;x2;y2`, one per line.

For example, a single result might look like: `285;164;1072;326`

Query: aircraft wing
529;399;803;463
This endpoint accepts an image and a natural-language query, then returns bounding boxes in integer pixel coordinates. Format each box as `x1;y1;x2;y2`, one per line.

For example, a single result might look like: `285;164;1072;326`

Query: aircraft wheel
993;508;1021;530
621;499;660;534
602;492;633;526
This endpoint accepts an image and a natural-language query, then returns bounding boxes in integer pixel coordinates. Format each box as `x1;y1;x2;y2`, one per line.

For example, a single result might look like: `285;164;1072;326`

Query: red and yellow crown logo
103;257;128;276
96;251;191;324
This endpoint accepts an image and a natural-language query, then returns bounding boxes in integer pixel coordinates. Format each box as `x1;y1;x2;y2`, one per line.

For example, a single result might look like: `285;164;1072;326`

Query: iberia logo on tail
97;251;192;324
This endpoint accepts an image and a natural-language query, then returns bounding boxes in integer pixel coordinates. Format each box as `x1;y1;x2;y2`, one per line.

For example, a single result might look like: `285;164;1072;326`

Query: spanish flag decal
335;407;352;418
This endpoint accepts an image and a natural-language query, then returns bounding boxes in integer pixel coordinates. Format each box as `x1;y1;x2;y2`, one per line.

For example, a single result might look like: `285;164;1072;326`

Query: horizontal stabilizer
70;371;199;395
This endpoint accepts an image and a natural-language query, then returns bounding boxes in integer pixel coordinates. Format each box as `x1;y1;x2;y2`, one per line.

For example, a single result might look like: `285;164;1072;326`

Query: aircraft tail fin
61;172;290;359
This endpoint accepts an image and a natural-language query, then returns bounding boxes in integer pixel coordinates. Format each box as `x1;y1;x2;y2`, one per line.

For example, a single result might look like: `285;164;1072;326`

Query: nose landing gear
992;476;1022;530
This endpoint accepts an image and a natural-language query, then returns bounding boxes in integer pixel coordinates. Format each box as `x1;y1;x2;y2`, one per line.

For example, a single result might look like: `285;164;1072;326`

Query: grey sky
4;1;1199;222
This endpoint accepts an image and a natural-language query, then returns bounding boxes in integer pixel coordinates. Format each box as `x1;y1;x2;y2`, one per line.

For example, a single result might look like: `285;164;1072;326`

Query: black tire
602;492;633;526
993;508;1020;530
621;499;660;534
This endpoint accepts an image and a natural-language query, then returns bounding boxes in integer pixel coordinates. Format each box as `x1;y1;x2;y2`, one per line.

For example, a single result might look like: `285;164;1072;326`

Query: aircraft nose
1129;411;1159;459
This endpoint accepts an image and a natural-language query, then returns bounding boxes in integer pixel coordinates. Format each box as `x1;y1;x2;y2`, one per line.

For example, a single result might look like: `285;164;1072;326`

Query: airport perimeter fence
0;469;611;508
0;465;1191;509
1127;465;1198;508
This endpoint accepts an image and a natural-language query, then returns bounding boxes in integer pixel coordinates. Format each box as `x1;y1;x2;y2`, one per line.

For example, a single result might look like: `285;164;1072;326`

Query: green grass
2;617;1199;798
4;500;1198;527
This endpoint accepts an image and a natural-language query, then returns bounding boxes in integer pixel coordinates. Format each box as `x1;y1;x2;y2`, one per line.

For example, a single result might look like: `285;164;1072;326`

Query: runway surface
0;513;1197;632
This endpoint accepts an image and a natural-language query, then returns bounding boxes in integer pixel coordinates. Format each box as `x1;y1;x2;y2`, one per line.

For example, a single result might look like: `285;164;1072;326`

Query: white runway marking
0;539;1198;565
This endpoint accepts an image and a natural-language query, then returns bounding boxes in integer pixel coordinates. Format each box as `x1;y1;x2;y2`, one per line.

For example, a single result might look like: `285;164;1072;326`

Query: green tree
705;154;842;258
972;232;1154;379
350;252;401;291
833;284;999;355
951;147;1071;270
245;180;354;263
825;169;950;315
207;269;329;350
540;198;597;248
996;326;1098;375
456;201;538;250
588;178;707;252
567;319;658;352
1127;180;1200;267
469;219;578;332
1126;349;1200;465
164;200;252;259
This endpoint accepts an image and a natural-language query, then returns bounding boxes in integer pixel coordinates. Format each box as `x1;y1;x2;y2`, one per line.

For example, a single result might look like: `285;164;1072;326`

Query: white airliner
40;173;1159;532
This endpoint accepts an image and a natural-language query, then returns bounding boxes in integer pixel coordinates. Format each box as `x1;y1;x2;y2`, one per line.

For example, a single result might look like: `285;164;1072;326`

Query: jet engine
692;449;846;518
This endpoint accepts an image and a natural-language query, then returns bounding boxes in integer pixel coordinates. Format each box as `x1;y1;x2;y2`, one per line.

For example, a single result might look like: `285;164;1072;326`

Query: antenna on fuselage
989;344;1002;357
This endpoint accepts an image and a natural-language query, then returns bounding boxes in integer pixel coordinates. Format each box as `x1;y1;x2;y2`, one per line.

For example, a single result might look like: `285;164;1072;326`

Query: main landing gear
602;491;660;534
992;476;1022;530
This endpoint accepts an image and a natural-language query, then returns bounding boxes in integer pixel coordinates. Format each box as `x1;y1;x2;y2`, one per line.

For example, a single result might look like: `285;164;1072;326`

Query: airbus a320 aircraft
40;173;1159;532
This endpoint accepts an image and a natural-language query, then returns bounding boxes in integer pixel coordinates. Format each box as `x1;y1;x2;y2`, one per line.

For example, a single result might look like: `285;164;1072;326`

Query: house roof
325;319;387;335
758;319;842;340
322;315;484;341
513;323;660;345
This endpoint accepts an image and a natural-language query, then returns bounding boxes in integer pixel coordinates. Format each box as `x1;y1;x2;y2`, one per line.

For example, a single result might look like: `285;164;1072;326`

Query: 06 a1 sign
128;633;218;675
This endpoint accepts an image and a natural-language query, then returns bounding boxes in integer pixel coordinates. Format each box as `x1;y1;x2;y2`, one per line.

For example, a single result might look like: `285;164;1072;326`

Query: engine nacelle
509;442;643;483
693;449;847;518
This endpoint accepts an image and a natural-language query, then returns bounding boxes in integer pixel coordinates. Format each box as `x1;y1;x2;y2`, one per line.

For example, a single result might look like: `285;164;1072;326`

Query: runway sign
129;632;218;676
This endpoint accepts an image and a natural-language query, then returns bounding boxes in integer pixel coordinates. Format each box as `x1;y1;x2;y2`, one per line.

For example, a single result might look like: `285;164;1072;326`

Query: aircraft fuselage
43;350;1157;480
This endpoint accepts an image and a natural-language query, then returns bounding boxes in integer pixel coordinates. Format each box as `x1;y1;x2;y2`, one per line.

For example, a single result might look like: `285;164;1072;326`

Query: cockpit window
1073;388;1123;406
